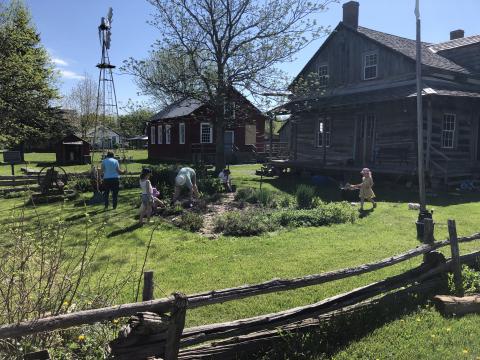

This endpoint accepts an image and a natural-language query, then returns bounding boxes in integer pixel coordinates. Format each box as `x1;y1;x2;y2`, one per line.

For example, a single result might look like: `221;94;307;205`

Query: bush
177;212;204;232
198;177;223;195
72;177;92;193
162;204;184;217
3;191;28;199
234;187;277;207
449;264;480;294
295;184;316;209
214;210;273;236
272;202;357;227
120;176;139;190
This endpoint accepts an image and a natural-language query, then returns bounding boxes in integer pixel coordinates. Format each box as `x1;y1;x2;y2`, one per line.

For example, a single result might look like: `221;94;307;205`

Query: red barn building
148;94;266;163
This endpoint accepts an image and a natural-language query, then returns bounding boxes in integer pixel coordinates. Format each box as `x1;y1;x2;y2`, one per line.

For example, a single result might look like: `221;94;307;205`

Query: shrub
295;184;316;209
279;195;294;208
3;191;28;199
162;204;184;217
214;210;273;236
235;187;255;202
449;264;480;294
272;202;357;228
72;177;92;193
177;212;204;232
120;176;139;189
198;177;223;195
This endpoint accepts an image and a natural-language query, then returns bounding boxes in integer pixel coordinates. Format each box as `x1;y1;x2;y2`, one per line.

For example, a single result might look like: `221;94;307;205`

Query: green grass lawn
1;156;480;358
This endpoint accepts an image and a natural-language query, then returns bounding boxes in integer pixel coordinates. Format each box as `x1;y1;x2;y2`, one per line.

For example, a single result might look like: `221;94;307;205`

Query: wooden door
354;114;376;166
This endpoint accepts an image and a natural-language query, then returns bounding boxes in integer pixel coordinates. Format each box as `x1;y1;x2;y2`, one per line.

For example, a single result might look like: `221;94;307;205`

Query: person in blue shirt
173;167;199;204
101;151;125;209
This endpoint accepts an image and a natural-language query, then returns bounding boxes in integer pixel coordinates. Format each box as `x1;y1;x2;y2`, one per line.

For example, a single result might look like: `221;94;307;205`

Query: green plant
162;204;184;216
3;190;28;199
198;177;223;195
235;187;255;202
214;210;274;236
120;176;139;190
279;195;293;208
234;187;278;207
178;211;204;232
295;184;316;209
448;264;480;294
72;177;92;193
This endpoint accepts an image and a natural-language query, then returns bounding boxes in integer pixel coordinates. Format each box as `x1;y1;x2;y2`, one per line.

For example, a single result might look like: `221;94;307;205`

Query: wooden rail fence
2;219;480;360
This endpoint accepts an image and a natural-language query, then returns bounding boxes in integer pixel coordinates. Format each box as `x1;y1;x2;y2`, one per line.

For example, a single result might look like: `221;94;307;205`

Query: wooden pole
416;16;427;212
165;293;188;360
423;218;434;245
142;271;154;302
448;219;464;297
269;114;273;161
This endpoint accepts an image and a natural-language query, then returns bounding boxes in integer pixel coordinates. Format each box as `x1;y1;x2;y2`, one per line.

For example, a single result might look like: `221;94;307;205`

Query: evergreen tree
0;0;62;149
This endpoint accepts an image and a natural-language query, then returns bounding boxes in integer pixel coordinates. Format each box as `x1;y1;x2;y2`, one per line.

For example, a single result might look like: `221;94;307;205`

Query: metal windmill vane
93;7;120;156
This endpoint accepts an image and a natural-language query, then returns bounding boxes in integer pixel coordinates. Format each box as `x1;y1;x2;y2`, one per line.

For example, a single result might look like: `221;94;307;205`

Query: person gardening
218;168;232;192
101;151;125;210
351;168;376;211
138;168;163;224
173;167;199;204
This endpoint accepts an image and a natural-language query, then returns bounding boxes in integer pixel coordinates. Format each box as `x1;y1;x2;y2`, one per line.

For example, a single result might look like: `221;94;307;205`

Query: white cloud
60;70;85;80
52;57;69;67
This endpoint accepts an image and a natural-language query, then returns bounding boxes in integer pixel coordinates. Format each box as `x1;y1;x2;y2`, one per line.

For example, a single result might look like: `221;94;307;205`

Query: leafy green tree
117;101;155;138
0;0;62;149
124;0;335;171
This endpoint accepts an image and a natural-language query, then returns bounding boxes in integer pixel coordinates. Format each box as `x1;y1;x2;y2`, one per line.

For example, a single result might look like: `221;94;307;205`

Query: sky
23;0;480;112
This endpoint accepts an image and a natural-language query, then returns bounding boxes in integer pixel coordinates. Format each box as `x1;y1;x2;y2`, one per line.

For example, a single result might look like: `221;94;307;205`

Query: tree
63;74;98;138
0;0;62;149
117;101;155;138
124;0;336;171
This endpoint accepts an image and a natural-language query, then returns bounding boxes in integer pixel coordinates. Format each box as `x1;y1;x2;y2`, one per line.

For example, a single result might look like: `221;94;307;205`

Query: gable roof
429;35;480;53
151;99;204;121
291;22;471;88
354;26;470;74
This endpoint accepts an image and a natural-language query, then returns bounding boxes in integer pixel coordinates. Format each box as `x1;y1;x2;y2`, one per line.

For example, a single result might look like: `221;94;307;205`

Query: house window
317;118;331;148
179;123;185;144
150;126;156;144
363;52;378;80
165;125;171;144
318;65;329;87
200;123;213;143
157;125;163;144
442;114;456;149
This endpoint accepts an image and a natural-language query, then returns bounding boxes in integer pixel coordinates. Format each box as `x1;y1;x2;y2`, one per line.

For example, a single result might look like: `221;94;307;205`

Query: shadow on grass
254;277;447;360
107;222;143;238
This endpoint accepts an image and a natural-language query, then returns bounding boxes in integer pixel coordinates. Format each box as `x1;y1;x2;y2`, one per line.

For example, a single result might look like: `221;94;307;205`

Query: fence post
448;219;464;297
164;292;188;360
142;271;154;301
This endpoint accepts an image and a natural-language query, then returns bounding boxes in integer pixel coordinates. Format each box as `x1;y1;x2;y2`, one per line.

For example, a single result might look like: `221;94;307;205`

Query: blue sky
24;0;480;111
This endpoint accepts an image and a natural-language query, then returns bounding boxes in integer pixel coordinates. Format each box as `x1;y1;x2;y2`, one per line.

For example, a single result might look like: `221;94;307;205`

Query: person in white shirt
218;168;232;192
138;168;163;224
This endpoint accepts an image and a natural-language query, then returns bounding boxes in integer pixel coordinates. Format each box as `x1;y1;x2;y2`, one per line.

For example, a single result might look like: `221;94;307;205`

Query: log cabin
274;1;480;187
148;92;266;164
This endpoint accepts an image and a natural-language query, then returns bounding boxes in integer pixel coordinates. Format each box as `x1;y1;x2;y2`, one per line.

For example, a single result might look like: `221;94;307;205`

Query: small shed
56;134;91;165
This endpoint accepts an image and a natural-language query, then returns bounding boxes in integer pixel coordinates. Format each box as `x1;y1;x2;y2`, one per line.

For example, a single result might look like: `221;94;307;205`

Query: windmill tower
94;7;119;156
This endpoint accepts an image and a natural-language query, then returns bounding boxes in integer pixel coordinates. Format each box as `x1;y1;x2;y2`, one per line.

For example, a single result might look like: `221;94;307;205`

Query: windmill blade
107;7;113;25
106;30;111;49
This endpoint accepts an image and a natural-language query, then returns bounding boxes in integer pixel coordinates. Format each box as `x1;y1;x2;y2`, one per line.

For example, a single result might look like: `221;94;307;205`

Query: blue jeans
103;178;119;209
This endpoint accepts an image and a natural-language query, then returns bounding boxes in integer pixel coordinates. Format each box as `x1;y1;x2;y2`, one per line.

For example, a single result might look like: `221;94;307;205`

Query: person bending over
173;167;199;204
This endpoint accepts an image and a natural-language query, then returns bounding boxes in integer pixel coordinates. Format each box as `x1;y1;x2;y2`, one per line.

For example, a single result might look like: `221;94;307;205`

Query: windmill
93;7;120;158
89;7;122;205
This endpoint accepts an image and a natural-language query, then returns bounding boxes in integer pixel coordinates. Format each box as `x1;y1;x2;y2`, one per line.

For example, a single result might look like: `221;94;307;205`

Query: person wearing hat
101;151;126;210
173;167;199;204
351;168;376;211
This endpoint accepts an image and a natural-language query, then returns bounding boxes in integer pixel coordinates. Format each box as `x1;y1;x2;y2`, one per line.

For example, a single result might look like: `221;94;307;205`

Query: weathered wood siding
301;27;416;89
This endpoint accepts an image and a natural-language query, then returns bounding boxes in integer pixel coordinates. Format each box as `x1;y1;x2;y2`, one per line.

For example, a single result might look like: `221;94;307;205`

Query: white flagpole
415;0;426;213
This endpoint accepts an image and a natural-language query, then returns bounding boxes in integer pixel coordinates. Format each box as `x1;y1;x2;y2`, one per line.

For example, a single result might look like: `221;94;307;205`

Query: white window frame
317;117;331;148
441;113;456;149
318;64;329;88
200;122;213;144
150;125;156;145
179;123;185;144
165;124;171;144
363;51;378;80
157;124;163;144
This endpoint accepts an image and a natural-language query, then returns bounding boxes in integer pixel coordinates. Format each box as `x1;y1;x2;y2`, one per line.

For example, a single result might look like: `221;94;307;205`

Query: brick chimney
343;1;359;30
450;29;465;40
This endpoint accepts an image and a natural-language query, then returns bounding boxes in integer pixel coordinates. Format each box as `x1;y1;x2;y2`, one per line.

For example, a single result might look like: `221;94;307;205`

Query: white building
83;126;121;149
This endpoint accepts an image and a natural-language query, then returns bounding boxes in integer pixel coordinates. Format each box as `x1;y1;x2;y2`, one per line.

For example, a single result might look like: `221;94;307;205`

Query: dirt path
200;193;236;238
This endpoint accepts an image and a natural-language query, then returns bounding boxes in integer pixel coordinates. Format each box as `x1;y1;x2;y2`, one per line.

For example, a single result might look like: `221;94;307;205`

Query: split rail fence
1;219;480;359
